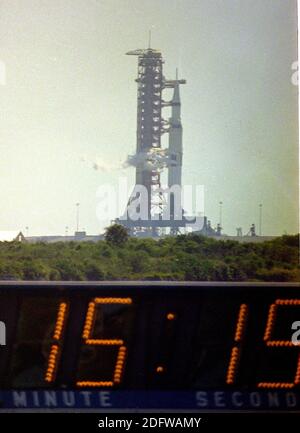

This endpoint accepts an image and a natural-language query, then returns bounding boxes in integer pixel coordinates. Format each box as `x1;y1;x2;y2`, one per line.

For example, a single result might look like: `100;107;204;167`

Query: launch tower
117;48;203;237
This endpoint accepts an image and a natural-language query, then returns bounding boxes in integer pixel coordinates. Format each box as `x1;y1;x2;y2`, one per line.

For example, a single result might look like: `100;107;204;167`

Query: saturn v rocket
168;78;183;187
167;77;184;226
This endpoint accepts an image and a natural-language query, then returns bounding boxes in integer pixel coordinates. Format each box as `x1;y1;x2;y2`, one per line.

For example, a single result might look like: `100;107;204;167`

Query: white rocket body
168;83;183;189
167;83;183;221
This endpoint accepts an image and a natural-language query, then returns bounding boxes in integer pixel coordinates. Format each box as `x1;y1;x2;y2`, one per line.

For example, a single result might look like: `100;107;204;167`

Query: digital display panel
0;282;299;410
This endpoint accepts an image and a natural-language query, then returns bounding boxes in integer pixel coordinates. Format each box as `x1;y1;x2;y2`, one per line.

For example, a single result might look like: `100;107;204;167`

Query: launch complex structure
116;47;210;237
21;48;272;243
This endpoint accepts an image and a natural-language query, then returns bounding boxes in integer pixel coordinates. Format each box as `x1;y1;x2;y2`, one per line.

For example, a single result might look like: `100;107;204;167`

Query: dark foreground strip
0;413;298;431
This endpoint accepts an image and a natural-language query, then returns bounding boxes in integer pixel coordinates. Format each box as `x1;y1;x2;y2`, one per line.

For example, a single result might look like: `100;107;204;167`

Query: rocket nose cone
172;84;180;104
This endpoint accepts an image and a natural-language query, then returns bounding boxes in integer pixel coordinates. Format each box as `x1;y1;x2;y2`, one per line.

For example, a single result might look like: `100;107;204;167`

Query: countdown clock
0;281;299;410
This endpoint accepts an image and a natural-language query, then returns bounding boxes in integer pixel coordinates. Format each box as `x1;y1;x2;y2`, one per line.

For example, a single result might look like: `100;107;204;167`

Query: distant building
26;231;104;243
0;231;25;242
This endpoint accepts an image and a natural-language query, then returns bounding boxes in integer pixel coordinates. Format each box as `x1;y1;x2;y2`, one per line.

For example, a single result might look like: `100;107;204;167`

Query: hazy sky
0;0;298;236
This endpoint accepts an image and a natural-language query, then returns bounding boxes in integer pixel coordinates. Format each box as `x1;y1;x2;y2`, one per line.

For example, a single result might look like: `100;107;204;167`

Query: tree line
0;226;298;281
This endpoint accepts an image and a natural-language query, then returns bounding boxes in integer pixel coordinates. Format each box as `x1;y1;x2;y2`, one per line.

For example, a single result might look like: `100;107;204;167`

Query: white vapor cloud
80;155;127;173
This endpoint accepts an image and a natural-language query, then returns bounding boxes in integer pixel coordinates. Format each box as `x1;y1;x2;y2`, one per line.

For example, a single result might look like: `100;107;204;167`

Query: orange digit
44;302;68;383
258;299;300;389
76;297;132;387
226;304;249;384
